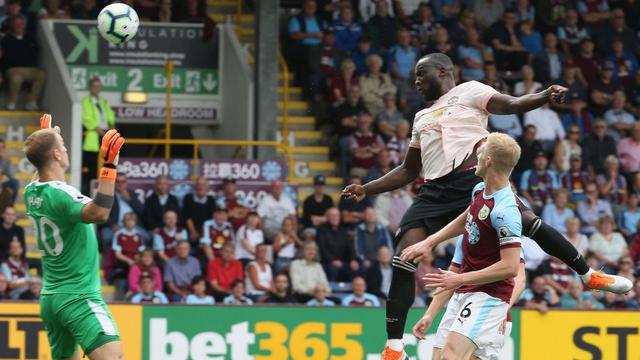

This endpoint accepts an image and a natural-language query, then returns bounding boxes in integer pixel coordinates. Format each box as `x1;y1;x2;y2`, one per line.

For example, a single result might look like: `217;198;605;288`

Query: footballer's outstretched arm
81;130;125;224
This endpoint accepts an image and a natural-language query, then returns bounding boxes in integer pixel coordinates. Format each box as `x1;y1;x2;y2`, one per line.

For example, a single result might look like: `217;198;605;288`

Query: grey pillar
254;0;280;160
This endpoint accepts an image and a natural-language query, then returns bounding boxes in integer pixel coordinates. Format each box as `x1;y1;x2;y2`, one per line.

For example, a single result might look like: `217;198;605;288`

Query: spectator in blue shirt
576;183;614;235
519;21;543;57
288;0;324;46
619;192;640;240
131;275;169;304
306;284;335;306
351;36;376;75
388;28;418;83
542;189;575;233
607;39;639;86
341;276;381;307
520;152;559;213
185;276;215;304
354;207;392;270
288;0;326;96
489;113;522;138
560;279;604;309
457;27;493;81
332;4;362;52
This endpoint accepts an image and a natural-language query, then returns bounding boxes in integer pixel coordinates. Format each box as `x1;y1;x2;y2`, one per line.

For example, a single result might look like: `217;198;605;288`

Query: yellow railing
277;49;290;146
123;138;295;182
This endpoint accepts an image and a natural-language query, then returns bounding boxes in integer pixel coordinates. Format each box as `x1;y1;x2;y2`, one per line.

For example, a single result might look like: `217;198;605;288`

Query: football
97;3;139;44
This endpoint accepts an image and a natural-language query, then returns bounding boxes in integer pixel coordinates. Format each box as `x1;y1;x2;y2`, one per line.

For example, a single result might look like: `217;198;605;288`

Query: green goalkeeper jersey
24;181;100;295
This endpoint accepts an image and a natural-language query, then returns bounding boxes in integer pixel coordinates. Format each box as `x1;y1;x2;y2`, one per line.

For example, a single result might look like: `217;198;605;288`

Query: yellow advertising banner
521;310;640;360
0;302;141;360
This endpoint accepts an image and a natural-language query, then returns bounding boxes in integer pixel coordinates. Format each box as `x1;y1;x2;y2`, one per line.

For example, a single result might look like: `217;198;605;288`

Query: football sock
386;339;404;351
386;256;417;340
529;221;589;275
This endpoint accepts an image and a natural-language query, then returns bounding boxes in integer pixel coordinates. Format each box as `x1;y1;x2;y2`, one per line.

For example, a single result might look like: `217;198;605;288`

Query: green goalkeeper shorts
40;293;120;359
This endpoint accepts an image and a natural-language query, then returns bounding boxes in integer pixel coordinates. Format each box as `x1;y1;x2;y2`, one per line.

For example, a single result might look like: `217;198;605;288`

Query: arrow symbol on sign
203;73;217;92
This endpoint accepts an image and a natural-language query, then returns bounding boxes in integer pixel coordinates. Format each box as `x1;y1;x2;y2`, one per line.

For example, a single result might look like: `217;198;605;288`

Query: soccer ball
97;3;139;44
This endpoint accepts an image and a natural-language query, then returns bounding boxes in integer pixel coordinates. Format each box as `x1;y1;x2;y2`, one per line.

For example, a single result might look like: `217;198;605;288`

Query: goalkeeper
24;114;125;360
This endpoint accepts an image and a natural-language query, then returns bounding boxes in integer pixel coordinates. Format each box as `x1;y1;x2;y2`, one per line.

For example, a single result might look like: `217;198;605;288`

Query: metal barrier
123;138;295;182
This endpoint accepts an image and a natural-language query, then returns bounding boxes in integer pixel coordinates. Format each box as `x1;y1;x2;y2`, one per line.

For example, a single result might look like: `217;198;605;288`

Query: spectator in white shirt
563;217;589;256
234;212;264;267
589;215;629;273
290;241;331;302
524;103;566;154
374;187;413;235
256;180;296;241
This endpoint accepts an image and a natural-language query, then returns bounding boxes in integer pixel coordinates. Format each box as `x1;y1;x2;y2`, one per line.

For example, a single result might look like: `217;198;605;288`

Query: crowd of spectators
2;0;640;310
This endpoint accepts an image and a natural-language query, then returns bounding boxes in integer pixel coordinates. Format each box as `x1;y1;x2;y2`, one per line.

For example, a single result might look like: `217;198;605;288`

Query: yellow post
164;61;174;159
277;50;289;146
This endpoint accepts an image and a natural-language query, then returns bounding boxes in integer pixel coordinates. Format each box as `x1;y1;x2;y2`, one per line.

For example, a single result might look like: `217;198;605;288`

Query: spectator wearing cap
332;4;362;52
0;206;24;261
143;175;181;232
520;152;559;213
288;0;326;97
606;38;638;86
351;36;376;75
559;154;591;205
131;275;169;304
489;10;527;71
553;124;582;173
164;240;201;302
618;123;640;177
583;119;617;176
339;175;372;229
234;212;264;267
596;155;627;213
128;248;162;295
217;177;250;231
354;207;392;271
590;61;623;116
183;177;216;247
515;125;545;175
365;149;392;184
201;206;235;261
534;32;566;84
1;14;46;111
524;103;566;155
81;77;115;194
302;175;334;229
316;207;358;281
153;210;188;264
557;9;589;55
374;92;402;142
542;189;575;234
604;91;635;142
349;112;385;178
386;120;410;167
577;183;614;235
366;0;398;52
207;242;243;301
360;54;396;117
458;27;494;82
257;180;296;241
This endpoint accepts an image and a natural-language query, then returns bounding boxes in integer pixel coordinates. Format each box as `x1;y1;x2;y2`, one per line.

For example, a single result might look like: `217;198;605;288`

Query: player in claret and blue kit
24;114;125;360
